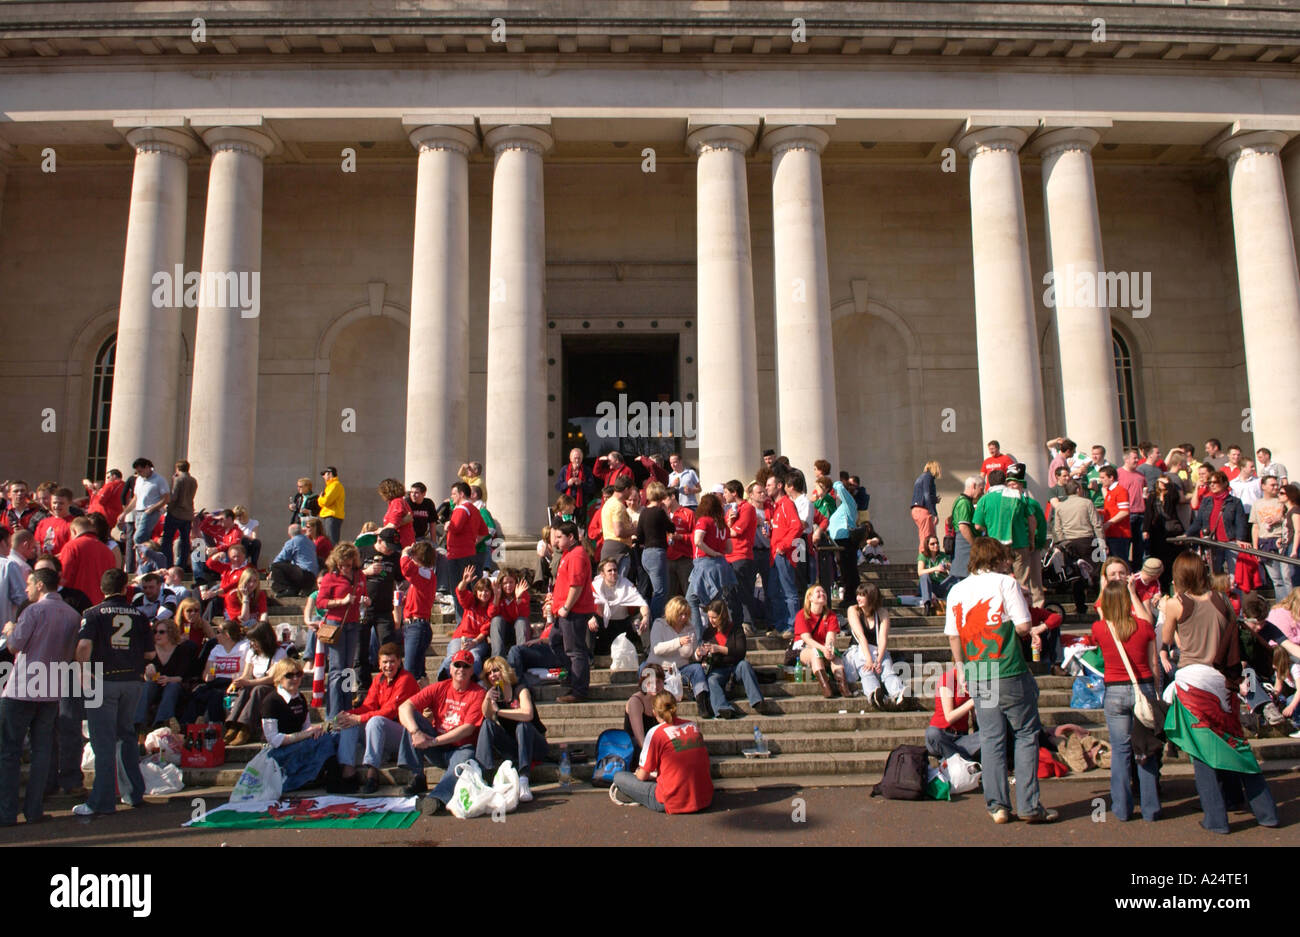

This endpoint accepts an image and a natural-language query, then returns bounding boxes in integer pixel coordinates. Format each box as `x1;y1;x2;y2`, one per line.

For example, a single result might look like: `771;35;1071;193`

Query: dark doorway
562;334;679;469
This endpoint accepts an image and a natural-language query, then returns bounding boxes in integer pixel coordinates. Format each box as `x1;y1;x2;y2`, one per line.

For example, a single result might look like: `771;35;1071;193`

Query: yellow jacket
318;478;345;519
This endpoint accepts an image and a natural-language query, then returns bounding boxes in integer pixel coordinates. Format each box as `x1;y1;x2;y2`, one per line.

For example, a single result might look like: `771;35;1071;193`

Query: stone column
955;126;1049;493
186;125;275;510
1217;130;1300;465
106;126;199;473
483;123;552;538
404;122;477;492
763;125;839;477
1029;127;1123;461
687;122;761;487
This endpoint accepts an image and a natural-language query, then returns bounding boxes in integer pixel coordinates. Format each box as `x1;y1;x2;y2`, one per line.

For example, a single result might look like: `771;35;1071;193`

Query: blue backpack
591;729;636;787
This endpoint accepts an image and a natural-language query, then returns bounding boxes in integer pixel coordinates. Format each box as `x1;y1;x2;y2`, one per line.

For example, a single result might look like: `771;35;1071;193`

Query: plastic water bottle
558;744;572;789
753;726;768;755
794;659;804;683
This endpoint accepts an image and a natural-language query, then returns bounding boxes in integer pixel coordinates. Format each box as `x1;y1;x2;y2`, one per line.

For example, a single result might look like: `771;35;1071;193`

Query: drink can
1032;645;1041;663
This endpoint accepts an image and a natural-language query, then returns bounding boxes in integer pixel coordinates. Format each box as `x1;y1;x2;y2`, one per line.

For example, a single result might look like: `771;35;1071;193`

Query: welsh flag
184;796;419;830
1164;664;1261;775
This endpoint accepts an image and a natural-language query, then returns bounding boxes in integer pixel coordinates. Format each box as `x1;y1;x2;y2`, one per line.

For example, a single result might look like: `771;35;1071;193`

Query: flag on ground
185;795;419;830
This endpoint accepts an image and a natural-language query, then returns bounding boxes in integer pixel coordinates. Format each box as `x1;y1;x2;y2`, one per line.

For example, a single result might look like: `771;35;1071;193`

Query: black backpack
871;745;929;800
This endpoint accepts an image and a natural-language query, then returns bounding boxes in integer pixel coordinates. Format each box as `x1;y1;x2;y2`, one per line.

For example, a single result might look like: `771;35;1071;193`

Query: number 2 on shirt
111;614;134;649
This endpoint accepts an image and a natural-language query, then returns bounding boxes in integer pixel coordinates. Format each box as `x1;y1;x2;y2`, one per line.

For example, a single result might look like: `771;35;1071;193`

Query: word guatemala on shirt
50;867;152;917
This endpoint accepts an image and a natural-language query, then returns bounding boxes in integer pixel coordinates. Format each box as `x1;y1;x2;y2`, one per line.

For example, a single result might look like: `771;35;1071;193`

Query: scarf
1208;489;1229;542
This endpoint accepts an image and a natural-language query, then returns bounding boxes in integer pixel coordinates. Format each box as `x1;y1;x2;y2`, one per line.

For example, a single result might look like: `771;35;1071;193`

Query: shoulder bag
1105;619;1158;729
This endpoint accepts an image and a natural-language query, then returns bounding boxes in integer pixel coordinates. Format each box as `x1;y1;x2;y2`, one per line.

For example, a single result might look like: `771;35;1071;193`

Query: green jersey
972;485;1030;548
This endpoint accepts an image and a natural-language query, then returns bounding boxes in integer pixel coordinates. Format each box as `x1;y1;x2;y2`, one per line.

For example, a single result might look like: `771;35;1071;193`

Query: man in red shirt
337;643;420;794
664;488;695;600
34;489;75;556
396;647;486;812
723;480;765;633
1117;447;1149;566
981;440;1016;481
1099;466;1131;563
766;474;802;637
548;520;599;703
1223;444;1244;481
1;481;47;535
445;482;488;623
83;470;125;530
198;542;250;619
593;450;635;487
57;517;117;604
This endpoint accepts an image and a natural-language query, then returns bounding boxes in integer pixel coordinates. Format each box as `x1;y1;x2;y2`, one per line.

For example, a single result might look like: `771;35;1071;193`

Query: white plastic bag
230;747;284;804
145;727;182;765
448;759;496;819
81;741;95;773
491;760;520;813
140;759;184;795
609;633;639;672
663;663;684;701
942;752;982;795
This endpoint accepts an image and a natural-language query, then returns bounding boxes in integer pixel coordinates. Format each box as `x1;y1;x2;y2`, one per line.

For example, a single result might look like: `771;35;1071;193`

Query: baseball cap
1141;557;1164;577
321;466;337;477
1005;462;1026;482
376;528;399;545
451;648;475;666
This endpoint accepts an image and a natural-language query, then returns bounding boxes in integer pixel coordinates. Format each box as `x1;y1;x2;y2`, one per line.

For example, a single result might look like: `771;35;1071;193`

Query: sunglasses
153;629;168;635
284;672;303;680
451;662;471;670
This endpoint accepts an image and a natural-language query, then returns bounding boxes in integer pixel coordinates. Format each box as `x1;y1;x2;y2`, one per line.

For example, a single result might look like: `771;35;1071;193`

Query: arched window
85;335;115;480
1112;329;1138;450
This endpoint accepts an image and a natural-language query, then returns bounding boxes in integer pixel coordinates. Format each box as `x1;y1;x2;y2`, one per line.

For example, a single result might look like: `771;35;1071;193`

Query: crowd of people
0;429;1294;827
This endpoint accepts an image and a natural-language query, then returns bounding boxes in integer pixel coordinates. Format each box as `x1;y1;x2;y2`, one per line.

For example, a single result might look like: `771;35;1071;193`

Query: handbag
1105;620;1156;729
315;622;341;646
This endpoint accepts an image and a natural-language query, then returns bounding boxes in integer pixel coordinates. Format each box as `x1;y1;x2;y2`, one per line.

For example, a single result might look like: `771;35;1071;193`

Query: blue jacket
1189;494;1248;544
911;471;939;514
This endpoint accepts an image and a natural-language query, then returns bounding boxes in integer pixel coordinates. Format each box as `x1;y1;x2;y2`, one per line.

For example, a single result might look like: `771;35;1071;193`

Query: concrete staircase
67;563;1300;797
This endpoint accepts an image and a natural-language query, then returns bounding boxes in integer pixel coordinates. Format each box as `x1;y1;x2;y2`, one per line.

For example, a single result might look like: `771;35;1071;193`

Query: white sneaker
518;776;533;803
71;804;97;817
608;784;637;806
1290;729;1300;739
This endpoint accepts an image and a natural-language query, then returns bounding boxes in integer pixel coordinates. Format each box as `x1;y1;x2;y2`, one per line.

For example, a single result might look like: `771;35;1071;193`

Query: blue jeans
973;669;1042;816
1106;537;1130;565
133;680;185;728
163;516;191;571
1258;539;1291;599
704;661;764;714
611;769;665;812
770;554;799;634
435;638;488;682
397;711;476;804
1190;757;1278;833
86;681;145;813
686;556;740;642
490;616;530;658
53;697;85;791
0;699;57;824
925;725;981;761
475;717;547;778
322;516;342;546
919;574;956;605
642;548;669;620
403;619;432;681
508;639;566;691
267;733;339;791
337;715;403;768
1129;515;1145;566
731;557;766;628
556;614;592;698
326;623;359;719
1103;682;1162;821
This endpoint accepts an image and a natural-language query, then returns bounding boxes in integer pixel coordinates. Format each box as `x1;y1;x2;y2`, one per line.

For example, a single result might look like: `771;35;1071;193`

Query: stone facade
0;1;1298;550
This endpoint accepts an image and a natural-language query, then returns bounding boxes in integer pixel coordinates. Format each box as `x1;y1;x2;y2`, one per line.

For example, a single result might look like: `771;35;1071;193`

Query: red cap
452;648;475;666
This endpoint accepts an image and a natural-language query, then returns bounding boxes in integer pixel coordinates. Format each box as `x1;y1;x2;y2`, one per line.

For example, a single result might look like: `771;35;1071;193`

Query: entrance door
561;334;679;465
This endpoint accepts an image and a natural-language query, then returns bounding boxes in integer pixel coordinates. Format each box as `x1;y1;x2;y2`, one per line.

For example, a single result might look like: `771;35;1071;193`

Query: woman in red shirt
379;478;415;548
926;664;979;760
609;691;713;814
488;568;532;657
435;564;493;680
1092;575;1162;822
315;542;369;719
224;567;269;626
306;517;333;567
686;493;738;640
399;541;438;682
794;584;849;699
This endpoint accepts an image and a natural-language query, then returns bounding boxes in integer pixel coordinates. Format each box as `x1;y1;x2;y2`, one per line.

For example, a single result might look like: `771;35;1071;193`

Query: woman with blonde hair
224;566;268;625
476;655;546;803
910;460;942;552
288;476;318;526
644;595;695;674
261;658;343;792
133;617;199;730
794;584;849;698
232;504;261;568
609;691;713;814
1092;575;1162;821
175;595;215;646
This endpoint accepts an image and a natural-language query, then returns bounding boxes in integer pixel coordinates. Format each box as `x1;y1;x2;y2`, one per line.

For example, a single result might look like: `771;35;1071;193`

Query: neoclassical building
3;0;1300;551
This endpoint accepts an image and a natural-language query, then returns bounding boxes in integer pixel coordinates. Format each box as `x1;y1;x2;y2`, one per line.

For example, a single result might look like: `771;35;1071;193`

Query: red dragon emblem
950;596;1005;661
267;798;380;820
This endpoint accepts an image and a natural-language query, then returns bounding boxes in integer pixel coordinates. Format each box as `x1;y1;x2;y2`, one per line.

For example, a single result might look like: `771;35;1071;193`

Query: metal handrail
1167;535;1300;567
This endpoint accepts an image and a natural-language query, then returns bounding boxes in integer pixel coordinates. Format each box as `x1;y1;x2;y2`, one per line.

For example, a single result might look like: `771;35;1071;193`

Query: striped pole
311;641;326;708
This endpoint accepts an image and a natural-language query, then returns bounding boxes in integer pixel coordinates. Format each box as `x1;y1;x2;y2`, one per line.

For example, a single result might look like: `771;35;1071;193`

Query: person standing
445;482;488;623
57;516;117;605
288;477;319;527
637;482;673;621
83;471;126;532
981;440;1015;482
593;450;635;488
1118;448;1149;566
73;568;155;817
945;538;1056;825
767;473;802;637
910;461;942;553
948;476;983;582
667;453;701;510
1229;459;1263;512
600;477;636;580
724;480;764;630
1099;466;1132;563
664;488;695;601
120;459;169;574
555;449;595;527
404;482;434;542
973;466;1039;605
0;568;81;826
548;521;598;704
1250;475;1289;599
317;466;346;545
164;460;197;572
1256;447;1288;488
